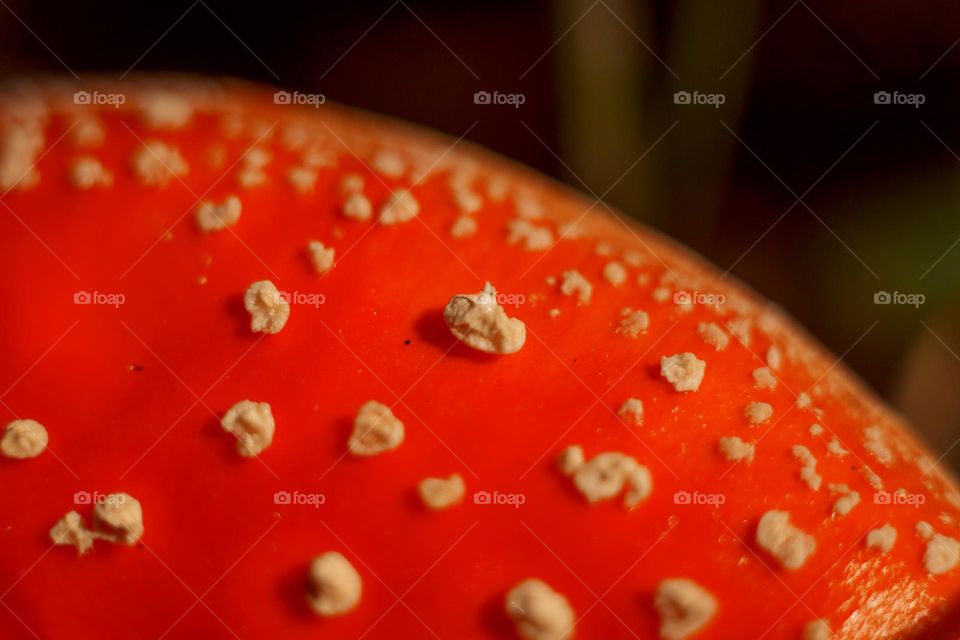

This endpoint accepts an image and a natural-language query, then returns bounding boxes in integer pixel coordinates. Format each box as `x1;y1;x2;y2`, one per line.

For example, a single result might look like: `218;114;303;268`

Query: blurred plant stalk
553;0;760;247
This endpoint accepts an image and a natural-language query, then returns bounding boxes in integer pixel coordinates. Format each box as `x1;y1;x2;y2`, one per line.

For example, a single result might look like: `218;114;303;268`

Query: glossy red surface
0;81;959;639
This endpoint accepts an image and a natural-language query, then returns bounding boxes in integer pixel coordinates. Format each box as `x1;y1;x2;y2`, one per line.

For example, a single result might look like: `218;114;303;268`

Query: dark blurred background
3;0;960;469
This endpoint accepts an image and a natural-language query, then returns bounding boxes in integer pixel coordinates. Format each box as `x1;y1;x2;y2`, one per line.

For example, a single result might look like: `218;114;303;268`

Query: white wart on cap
418;473;466;510
244;280;290;334
306;551;362;617
1;419;48;459
379;189;419;225
756;510;816;570
504;578;575;640
559;448;652;508
132;140;188;186
925;533;960;575
195;195;241;232
92;493;144;545
307;240;335;274
70;156;112;189
444;282;526;355
49;511;95;555
349;401;404;456
654;578;718;640
221;400;276;457
661;353;706;392
866;524;897;553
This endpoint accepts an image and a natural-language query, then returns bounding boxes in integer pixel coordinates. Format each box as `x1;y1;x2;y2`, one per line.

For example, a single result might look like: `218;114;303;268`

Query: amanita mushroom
0;76;959;639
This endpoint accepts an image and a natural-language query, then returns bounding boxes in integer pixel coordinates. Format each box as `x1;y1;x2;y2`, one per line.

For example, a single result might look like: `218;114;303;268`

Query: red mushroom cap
0;76;959;639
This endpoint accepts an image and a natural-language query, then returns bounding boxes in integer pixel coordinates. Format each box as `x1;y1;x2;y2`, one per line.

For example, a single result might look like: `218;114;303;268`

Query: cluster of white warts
4;96;958;638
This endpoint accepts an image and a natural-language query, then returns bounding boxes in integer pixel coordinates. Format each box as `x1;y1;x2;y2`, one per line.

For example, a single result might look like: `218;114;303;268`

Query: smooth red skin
0;87;958;639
